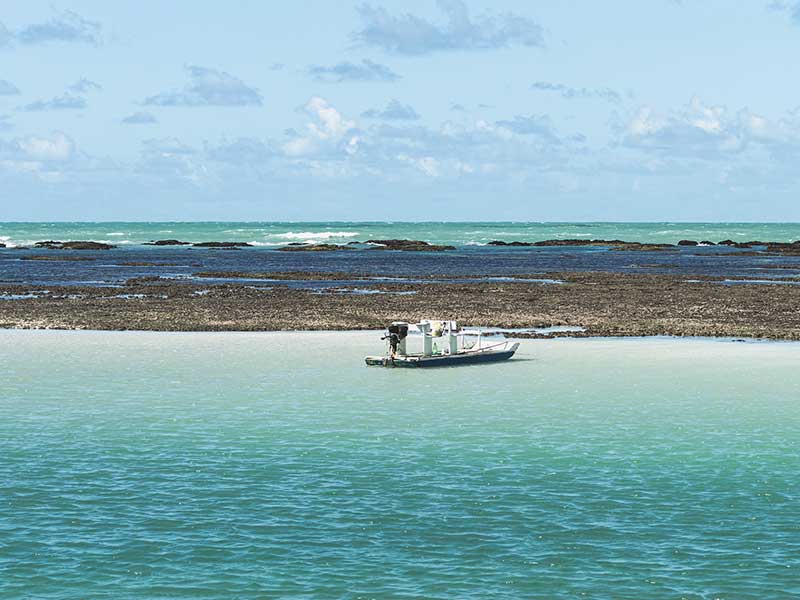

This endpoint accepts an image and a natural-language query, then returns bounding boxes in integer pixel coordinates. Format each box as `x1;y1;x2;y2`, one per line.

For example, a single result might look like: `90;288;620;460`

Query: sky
2;1;800;221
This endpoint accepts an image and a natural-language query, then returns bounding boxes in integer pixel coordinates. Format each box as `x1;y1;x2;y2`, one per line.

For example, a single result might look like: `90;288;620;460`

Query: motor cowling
387;323;409;340
384;322;409;356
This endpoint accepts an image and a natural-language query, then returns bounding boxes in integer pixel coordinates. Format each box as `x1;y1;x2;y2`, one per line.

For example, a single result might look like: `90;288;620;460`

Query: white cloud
0;132;79;180
354;0;545;55
20;94;87;111
283;97;359;157
0;10;102;47
398;154;441;176
15;132;75;161
69;78;102;93
362;99;420;120
621;97;800;163
144;65;263;107
308;59;400;82
122;111;158;125
623;98;750;157
531;81;622;103
0;80;20;95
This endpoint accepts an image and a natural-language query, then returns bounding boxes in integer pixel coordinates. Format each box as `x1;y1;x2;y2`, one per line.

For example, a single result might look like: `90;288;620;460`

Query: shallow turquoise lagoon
2;331;800;598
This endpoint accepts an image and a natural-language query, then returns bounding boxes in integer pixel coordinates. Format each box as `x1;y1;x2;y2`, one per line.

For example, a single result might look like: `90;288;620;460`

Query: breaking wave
272;231;360;240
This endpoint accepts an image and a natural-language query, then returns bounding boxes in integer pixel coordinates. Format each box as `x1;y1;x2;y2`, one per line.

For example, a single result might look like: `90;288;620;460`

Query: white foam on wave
246;241;289;247
106;232;127;236
0;235;21;248
273;231;359;240
96;239;136;245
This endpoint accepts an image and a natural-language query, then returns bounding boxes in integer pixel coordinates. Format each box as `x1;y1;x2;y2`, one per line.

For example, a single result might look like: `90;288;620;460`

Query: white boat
365;320;519;368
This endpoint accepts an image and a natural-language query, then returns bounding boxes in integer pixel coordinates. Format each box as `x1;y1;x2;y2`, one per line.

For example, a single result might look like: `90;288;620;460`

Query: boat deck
366;344;519;368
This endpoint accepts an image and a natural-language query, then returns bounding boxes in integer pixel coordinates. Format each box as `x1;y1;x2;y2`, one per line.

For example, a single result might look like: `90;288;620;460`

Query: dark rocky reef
366;239;456;251
5;271;800;339
486;238;800;253
711;240;800;254
194;271;364;280
34;241;116;250
488;239;674;251
278;243;354;252
0;243;5;248
613;243;677;252
191;241;253;248
120;261;185;267
488;240;537;247
727;241;766;248
22;255;96;262
764;241;800;255
144;239;191;246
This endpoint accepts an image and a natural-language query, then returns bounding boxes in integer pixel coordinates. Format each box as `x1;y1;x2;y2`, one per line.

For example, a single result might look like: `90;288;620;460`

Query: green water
2;331;800;598
3;221;800;247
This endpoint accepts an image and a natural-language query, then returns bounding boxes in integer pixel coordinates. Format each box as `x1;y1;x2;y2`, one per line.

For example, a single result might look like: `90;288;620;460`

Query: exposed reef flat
278;243;355;252
21;255;96;262
2;271;800;339
33;241;116;250
10;237;800;255
191;241;253;248
365;239;457;251
487;239;675;250
193;271;370;280
485;238;800;254
273;239;457;251
143;239;191;246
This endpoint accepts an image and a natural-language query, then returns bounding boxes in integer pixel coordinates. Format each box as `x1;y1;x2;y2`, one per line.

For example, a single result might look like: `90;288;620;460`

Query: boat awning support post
418;321;433;356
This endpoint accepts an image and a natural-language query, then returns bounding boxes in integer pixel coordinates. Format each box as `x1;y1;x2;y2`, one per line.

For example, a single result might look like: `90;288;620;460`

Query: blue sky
2;1;800;220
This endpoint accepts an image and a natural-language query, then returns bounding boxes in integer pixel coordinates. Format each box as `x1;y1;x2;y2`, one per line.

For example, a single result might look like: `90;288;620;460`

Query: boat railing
463;339;512;353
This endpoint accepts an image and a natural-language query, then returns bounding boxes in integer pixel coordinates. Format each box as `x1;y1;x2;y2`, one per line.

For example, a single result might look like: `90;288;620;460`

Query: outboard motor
383;322;409;356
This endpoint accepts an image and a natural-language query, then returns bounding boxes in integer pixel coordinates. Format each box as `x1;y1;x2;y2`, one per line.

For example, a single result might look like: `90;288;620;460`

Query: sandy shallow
5;329;800;598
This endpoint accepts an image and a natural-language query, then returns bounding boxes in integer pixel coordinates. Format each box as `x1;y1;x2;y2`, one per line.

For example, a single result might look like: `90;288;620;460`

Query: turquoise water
3;331;800;598
3;221;800;247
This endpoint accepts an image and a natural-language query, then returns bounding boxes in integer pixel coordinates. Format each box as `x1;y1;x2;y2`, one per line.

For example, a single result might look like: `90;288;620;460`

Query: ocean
3;331;800;598
3;221;800;248
4;222;800;287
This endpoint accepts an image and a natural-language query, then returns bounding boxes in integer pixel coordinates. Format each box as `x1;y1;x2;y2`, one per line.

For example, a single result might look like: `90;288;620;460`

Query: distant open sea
3;331;800;598
3;221;800;248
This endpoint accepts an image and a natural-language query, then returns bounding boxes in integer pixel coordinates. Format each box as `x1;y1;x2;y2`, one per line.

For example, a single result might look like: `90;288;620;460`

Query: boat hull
365;344;519;368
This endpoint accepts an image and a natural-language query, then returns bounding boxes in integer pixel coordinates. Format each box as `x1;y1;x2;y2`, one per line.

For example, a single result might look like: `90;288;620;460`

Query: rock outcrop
22;255;96;262
764;241;800;255
278;244;354;252
488;239;674;251
366;239;456;251
488;240;535;246
191;242;253;248
34;241;116;250
144;239;191;246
